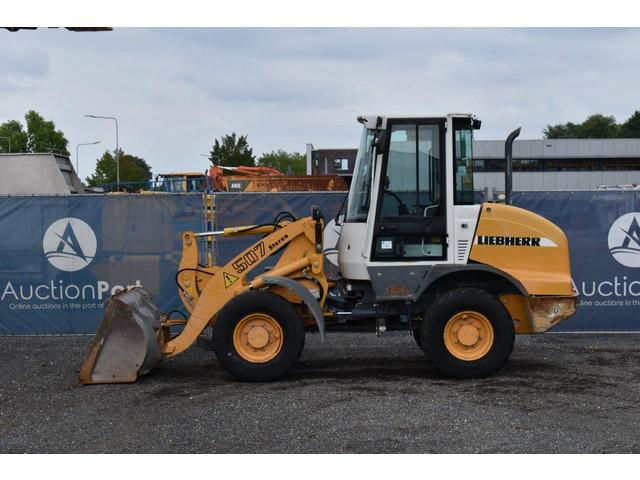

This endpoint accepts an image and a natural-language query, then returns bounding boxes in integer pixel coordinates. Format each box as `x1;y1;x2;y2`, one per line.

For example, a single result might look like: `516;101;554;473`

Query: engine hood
468;203;574;296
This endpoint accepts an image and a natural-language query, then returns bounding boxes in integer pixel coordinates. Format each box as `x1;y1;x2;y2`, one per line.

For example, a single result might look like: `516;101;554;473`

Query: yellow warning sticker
223;271;239;289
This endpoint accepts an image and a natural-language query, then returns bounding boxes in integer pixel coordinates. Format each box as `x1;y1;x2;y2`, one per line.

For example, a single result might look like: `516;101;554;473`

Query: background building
306;144;358;186
474;138;640;194
307;138;640;194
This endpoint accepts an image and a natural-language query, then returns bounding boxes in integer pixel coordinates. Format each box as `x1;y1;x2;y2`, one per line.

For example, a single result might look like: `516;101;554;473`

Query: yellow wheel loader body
78;113;579;384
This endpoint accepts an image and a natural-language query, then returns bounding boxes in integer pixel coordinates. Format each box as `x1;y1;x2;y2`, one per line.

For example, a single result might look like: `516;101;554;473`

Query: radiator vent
456;239;470;262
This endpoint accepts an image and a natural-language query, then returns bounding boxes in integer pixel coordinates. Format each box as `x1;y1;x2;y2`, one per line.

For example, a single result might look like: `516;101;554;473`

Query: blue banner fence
1;191;639;334
0;194;204;334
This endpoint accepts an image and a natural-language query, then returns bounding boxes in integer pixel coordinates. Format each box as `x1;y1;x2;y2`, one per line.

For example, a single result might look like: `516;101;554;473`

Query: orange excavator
208;165;348;192
156;166;347;193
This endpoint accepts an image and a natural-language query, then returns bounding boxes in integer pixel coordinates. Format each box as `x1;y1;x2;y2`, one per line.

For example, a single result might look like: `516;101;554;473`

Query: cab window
379;124;441;219
454;120;475;204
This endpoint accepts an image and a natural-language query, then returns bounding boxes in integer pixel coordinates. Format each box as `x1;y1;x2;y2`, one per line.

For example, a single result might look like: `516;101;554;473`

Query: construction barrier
0;194;204;334
512;191;640;331
1;191;639;334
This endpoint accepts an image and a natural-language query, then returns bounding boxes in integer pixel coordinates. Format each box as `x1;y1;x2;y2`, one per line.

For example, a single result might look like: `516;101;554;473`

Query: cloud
1;27;639;177
0;38;50;93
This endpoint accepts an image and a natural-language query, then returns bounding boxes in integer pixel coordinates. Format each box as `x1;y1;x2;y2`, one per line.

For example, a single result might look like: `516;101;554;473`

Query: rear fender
417;264;527;298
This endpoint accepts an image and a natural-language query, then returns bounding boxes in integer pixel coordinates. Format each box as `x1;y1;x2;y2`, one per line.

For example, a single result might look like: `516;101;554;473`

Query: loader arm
79;213;327;384
164;214;327;358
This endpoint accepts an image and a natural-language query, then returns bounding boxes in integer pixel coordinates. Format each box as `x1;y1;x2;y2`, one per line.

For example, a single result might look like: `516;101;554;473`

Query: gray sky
2;27;640;178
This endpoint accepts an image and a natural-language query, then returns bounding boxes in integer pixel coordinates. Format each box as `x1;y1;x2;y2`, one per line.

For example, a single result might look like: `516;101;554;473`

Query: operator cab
338;114;481;290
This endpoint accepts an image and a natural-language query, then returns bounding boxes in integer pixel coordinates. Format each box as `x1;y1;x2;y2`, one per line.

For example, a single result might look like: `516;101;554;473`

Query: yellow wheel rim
444;311;494;361
233;313;283;363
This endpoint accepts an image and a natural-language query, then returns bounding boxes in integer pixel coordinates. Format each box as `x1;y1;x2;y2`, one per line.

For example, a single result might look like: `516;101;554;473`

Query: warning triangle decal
223;271;239;289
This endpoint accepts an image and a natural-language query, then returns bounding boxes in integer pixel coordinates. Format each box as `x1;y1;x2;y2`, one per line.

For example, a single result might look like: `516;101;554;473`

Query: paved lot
1;333;639;453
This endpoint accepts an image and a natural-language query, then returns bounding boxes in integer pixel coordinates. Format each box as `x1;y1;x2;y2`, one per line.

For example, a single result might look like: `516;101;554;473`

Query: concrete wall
0;154;84;194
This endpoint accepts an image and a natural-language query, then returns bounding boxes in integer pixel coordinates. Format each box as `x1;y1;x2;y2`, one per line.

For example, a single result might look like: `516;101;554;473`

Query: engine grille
456;239;470;262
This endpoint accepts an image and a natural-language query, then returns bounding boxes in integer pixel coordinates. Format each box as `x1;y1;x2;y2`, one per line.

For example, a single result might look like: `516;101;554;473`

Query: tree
0;120;28;153
543;122;579;139
619;111;640;138
577;114;619;138
0;110;69;154
208;133;255;167
257;150;306;175
85;149;152;190
25;110;70;154
543;112;640;139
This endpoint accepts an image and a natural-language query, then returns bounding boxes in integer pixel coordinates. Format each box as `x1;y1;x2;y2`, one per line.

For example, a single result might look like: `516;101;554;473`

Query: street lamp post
85;115;119;188
76;141;101;180
0;136;10;153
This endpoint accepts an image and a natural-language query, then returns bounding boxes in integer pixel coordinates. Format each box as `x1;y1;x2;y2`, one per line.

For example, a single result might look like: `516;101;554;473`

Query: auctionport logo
608;212;640;268
42;218;97;272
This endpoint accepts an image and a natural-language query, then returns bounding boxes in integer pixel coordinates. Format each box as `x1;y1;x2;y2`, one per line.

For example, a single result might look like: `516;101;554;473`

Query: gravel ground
1;332;639;453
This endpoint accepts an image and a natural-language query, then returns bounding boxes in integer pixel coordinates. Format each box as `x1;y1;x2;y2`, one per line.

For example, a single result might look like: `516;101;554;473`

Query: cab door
371;119;447;261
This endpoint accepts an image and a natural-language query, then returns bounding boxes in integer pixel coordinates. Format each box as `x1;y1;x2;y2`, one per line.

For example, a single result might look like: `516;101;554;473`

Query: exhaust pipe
504;127;521;205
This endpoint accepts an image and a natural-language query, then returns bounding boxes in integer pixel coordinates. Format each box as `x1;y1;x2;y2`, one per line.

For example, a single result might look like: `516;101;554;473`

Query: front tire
212;290;305;381
421;288;514;378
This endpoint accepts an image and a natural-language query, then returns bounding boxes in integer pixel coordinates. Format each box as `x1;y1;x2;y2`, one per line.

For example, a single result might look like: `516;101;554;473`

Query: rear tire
212;290;305;381
421;288;514;378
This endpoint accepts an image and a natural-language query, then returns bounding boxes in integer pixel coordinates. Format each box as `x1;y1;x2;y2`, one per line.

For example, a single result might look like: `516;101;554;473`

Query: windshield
345;127;375;222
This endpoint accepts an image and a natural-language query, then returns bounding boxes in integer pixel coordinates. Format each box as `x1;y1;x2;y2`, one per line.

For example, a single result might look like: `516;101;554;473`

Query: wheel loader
79;113;578;384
